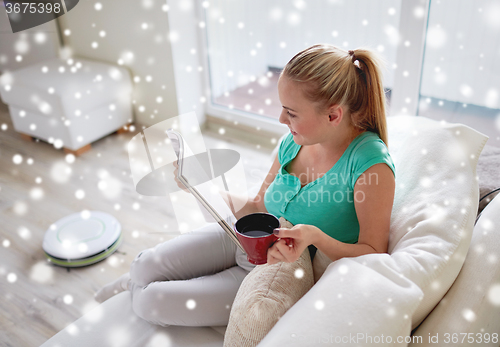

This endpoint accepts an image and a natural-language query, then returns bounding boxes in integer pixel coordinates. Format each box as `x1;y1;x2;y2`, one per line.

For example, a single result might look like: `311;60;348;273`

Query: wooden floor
0;100;274;346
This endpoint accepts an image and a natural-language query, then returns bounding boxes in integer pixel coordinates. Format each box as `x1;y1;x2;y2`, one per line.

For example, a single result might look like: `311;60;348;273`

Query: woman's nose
278;109;288;125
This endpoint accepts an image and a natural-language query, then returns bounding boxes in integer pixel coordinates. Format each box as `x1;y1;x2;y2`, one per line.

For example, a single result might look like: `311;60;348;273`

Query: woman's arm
268;163;395;264
175;153;282;220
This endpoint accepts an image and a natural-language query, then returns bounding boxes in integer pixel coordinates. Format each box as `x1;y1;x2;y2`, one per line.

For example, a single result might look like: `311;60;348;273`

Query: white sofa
40;115;500;347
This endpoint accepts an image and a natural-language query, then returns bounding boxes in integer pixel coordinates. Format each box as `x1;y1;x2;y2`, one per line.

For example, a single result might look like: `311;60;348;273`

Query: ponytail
347;49;389;147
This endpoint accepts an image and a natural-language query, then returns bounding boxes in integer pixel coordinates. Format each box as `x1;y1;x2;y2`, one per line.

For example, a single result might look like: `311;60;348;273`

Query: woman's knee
131;282;172;326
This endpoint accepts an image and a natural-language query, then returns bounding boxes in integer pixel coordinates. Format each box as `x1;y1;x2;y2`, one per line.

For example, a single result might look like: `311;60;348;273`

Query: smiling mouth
290;129;297;135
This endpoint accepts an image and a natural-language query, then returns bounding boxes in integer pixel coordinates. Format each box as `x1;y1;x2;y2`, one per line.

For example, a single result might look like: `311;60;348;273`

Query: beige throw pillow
223;217;314;347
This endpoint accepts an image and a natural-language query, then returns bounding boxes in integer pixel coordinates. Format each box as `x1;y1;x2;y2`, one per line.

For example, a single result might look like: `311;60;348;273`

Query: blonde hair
282;44;389;147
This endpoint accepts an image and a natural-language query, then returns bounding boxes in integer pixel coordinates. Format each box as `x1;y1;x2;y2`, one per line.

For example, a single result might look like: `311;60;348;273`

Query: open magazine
166;129;245;253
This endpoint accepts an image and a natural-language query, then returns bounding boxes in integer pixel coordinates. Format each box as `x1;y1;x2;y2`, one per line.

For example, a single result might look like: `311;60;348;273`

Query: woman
95;44;396;327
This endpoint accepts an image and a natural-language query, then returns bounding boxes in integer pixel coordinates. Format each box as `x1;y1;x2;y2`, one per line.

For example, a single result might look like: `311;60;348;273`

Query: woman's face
277;75;330;146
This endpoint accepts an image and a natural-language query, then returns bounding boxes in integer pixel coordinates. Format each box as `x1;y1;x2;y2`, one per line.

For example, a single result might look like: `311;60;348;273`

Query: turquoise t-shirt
263;131;396;244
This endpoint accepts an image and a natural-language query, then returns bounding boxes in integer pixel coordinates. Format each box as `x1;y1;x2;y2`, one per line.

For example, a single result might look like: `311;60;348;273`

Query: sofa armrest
257;254;423;346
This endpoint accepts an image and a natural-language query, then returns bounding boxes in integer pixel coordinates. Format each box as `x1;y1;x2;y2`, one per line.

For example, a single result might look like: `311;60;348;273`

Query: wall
57;0;204;127
0;2;60;73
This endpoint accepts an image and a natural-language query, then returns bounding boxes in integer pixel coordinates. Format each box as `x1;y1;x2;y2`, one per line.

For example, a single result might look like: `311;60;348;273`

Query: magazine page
166;129;242;249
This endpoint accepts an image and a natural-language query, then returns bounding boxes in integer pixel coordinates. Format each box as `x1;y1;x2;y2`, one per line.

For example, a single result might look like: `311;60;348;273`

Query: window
417;0;500;147
201;0;401;132
199;0;500;146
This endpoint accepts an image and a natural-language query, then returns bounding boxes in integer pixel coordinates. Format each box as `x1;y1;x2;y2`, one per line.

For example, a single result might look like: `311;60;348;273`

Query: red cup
234;213;281;265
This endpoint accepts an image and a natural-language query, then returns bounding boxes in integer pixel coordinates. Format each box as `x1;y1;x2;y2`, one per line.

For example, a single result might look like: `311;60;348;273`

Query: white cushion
386;115;487;327
257;115;488;346
409;193;500;343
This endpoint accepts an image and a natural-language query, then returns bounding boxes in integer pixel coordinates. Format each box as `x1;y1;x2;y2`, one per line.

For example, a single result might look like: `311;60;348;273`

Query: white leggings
128;222;256;327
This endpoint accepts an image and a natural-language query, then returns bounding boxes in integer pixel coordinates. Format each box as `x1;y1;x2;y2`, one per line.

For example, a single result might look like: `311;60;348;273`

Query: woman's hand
267;224;320;265
173;161;190;193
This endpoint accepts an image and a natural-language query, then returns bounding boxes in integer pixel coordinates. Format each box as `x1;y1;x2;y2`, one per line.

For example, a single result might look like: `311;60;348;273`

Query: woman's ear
327;105;343;126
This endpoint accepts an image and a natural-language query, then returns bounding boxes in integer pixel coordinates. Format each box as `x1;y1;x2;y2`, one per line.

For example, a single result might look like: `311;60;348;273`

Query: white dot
488;284;500;306
145;75;152;82
65;154;75;164
186;299;196;309
169;31;179;43
80;210;91;219
338;265;348;274
132;230;140;238
1;124;7;131
94;2;102;10
133;76;141;83
53;139;64;149
294;268;304;278
34;32;47;44
18;226;31;239
64;295;74;305
13;201;28;215
314;300;325;310
7;273;17;283
99;30;106;37
218;127;225;135
462;308;476;322
156;96;163;103
48;87;55;94
27;158;33;165
141;23;148;30
41;66;48;73
413;6;425;18
132;202;140;210
91;42;98;49
75;190;85;199
388;7;396;15
97;180;107;191
59;66;65;73
13;154;23;165
30;187;44;200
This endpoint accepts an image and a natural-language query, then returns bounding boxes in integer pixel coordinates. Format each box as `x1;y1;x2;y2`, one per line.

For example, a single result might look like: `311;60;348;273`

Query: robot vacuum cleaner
43;211;122;267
